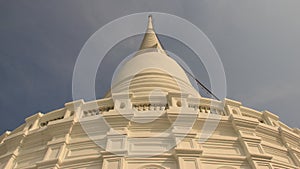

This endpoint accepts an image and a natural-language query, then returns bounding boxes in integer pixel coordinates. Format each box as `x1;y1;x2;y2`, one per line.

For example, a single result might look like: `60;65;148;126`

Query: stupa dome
0;15;299;169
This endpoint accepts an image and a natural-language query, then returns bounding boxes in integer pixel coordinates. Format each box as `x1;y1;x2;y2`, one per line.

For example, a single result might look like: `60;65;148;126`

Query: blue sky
1;0;300;134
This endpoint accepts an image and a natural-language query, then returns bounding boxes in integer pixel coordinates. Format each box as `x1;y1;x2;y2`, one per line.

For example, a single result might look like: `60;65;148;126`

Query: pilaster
230;114;274;169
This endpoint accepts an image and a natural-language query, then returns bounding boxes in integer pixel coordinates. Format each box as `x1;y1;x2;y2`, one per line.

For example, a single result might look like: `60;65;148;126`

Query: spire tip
138;15;165;53
147;14;153;30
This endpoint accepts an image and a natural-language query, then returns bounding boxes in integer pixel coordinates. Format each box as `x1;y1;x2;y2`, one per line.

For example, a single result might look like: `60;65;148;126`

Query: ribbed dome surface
107;49;200;98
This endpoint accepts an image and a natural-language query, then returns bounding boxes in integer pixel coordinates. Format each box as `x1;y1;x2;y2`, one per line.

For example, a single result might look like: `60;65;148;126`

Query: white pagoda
1;16;300;169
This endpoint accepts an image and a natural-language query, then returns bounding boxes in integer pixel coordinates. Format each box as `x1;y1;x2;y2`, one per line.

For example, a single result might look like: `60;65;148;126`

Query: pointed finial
138;15;166;54
147;15;153;30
